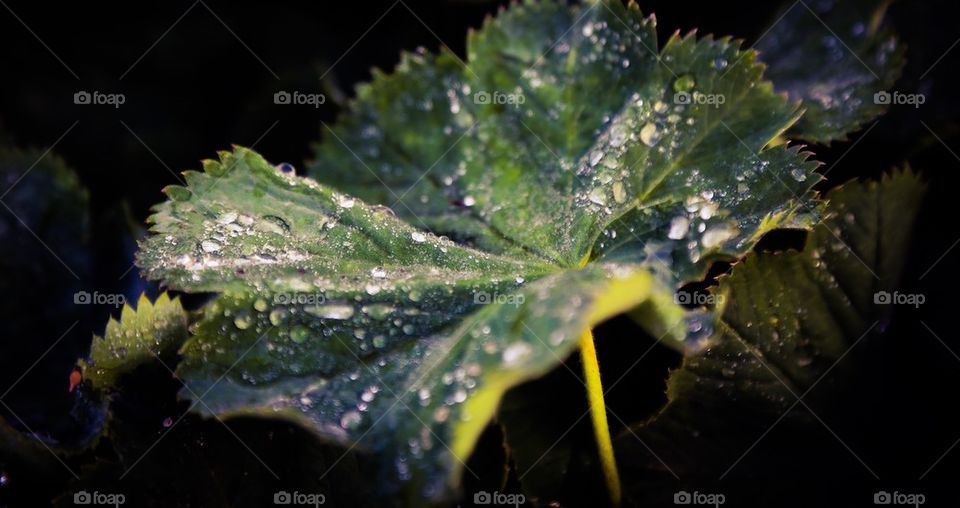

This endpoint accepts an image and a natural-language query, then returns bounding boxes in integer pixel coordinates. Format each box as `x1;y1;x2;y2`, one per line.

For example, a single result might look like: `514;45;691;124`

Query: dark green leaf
758;0;905;143
133;0;834;502
615;171;925;503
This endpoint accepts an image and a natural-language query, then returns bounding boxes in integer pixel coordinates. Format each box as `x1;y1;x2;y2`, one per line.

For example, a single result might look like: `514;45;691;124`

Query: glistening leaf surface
310;0;821;280
84;293;189;391
615;171;925;502
757;0;904;143
136;0;836;503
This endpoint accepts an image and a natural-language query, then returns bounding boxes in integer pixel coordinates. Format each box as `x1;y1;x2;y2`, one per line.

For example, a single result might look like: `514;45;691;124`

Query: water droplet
790;167;807;182
640;122;661;147
588;188;607;206
290;326;309;343
218;211;238;224
269;308;287;326
673;74;696;92
233;312;252;330
609;125;628;147
433;406;450;423
589;150;603;166
337;195;356;208
305;304;355;320
463;195;476;207
253;298;268;312
340;410;362;430
668;216;690;240
411;231;427;243
702;225;738;249
502;342;532;366
363;303;395;320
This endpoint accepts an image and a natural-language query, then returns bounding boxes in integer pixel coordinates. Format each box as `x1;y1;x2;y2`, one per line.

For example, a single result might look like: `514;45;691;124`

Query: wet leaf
758;0;905;143
134;0;833;503
615;170;925;502
310;0;821;279
83;293;189;391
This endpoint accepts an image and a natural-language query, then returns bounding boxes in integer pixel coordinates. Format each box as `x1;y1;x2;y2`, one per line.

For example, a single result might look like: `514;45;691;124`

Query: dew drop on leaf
502;342;532;366
340;410;362;430
640;122;661;147
668;216;690;240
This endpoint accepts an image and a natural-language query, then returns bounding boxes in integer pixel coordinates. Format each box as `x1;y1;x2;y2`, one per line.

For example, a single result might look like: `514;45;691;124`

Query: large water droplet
640;123;661;147
340;410;362;430
305;304;355;320
502;342;532;366
668;216;690;239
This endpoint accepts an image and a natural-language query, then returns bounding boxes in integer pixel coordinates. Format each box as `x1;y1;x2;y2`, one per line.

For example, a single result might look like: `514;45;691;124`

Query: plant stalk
579;328;621;507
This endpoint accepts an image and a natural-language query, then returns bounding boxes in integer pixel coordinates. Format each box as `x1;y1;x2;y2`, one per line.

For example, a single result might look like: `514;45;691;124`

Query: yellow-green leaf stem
580;328;621;507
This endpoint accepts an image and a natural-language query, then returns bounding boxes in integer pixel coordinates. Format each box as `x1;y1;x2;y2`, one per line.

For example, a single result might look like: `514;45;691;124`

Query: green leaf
615;170;925;501
757;0;905;143
134;0;835;502
83;293;189;391
310;0;820;278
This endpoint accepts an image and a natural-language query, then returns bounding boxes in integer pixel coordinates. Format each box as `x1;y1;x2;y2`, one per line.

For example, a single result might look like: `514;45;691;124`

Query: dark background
1;0;959;506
